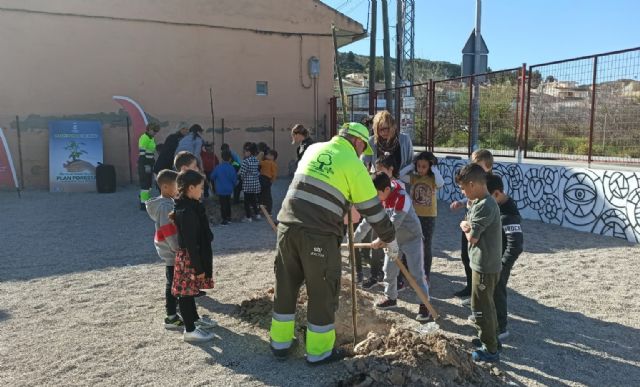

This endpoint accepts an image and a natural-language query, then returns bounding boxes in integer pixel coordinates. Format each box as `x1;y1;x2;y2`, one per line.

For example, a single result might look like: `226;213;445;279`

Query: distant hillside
337;51;462;83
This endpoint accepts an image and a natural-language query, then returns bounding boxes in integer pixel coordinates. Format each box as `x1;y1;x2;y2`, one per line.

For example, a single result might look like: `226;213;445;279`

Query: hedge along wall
436;159;640;244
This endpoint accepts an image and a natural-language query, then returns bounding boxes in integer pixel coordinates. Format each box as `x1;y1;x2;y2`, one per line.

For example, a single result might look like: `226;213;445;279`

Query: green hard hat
339;122;372;156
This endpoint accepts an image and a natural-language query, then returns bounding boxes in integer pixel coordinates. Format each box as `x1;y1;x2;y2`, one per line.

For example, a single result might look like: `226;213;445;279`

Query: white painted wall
436;159;640;244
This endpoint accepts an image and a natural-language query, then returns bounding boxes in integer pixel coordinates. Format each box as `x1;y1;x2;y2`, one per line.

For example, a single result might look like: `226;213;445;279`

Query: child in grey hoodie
354;172;432;322
146;169;181;329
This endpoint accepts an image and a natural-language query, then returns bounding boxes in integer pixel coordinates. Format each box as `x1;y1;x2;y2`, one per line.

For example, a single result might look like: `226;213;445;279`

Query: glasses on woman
378;126;390;133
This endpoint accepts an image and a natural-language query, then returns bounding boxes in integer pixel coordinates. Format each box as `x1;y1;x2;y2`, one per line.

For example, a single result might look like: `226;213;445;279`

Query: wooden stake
342;242;439;319
392;254;439;319
259;205;278;233
346;206;358;345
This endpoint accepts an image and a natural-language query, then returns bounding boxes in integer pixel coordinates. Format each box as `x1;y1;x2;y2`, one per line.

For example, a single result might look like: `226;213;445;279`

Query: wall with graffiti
436;159;640;244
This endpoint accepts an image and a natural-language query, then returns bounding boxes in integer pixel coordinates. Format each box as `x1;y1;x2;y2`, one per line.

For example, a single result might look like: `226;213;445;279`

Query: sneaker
472;348;500;363
306;347;346;366
454;287;471;298
195;316;218;329
241;217;253;223
397;279;406;292
271;337;298;361
362;278;379;290
164;315;184;330
183;327;214;342
375;298;398;310
498;330;510;341
416;304;433;322
460;297;471;306
472;338;502;352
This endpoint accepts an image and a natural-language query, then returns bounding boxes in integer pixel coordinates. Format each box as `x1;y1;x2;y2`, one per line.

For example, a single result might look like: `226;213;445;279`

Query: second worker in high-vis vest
138;123;160;210
270;122;397;365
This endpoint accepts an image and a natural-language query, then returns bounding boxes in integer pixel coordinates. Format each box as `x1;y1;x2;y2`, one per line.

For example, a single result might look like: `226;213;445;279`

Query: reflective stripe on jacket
277;136;395;242
138;133;156;164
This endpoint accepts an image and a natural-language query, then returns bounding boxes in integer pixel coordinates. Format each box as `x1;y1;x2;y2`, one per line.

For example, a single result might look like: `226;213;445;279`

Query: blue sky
323;0;640;70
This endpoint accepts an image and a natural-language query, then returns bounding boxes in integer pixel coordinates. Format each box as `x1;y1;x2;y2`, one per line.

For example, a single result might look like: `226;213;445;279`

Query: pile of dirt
338;327;506;386
236;278;505;386
296;276;395;345
237;287;274;328
236;276;393;342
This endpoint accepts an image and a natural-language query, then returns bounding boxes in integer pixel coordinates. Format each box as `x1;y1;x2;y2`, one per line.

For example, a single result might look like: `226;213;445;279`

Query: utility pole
471;0;482;152
395;0;404;122
381;0;392;114
368;0;377;115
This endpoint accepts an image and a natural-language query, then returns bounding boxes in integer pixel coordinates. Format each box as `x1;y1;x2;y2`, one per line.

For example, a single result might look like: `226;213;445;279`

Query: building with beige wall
0;0;365;189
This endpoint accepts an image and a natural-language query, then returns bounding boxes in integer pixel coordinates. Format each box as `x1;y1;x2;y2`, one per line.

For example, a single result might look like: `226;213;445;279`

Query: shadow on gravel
197;325;340;387
494;291;640;386
197;296;240;318
0;309;10;323
0;180;290;282
0;188;162;281
425;271;640;386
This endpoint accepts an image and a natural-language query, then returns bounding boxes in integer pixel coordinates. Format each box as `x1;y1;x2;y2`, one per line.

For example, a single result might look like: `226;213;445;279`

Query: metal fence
332;46;640;165
331;82;431;147
526;47;640;163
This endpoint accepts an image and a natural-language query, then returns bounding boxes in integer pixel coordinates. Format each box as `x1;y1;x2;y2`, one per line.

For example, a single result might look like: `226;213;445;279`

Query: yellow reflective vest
278;136;394;241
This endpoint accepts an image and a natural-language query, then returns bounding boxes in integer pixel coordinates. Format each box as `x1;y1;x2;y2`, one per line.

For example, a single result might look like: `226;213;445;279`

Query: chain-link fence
593;49;640;162
525;47;640;164
478;68;522;157
332;46;640;165
432;77;472;155
331;83;431;147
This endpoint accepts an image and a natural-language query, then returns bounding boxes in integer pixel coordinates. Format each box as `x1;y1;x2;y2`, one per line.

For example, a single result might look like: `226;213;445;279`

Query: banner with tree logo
49;120;103;192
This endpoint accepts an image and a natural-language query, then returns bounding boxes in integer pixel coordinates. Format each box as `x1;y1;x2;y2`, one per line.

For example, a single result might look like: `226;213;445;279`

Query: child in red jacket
200;142;219;198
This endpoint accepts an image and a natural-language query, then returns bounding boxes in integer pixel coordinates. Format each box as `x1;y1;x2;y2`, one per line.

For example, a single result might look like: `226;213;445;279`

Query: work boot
472;349;500;363
271;338;298;361
471;338;502;352
306;347;346;366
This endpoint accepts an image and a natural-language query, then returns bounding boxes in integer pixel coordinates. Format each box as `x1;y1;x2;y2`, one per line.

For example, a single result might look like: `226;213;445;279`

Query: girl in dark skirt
169;170;217;342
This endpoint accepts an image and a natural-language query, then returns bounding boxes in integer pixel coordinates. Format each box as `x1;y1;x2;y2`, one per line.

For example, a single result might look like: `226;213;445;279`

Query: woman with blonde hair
362;111;414;179
360;110;415;290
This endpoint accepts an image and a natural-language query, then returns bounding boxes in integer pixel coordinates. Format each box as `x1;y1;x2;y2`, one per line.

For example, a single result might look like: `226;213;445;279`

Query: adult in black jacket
154;125;189;173
291;124;314;162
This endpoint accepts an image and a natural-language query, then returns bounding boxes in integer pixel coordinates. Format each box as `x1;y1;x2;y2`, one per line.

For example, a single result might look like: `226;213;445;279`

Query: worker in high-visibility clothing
270;122;398;365
138;122;160;210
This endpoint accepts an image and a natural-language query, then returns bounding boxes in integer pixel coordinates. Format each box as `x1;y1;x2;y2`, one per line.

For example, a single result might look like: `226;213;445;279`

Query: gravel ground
1;180;639;386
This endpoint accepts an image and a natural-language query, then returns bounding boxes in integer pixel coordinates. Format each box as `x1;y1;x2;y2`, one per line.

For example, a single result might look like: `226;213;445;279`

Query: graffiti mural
437;159;640;244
